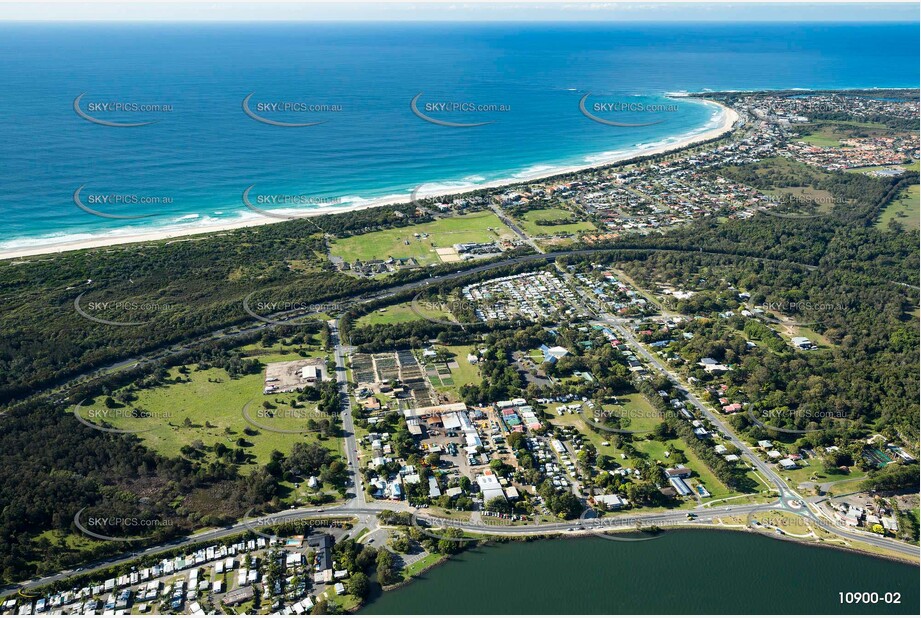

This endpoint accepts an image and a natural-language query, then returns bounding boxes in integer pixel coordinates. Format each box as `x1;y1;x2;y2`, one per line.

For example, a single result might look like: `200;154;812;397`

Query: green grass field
595;392;662;434
724;156;829;187
357;301;454;327
876;184;920;232
792;325;835;349
427;345;482;398
330;211;515;266
29;529;104;565
781;456;865;490
239;341;326;364
824;475;871;498
763;187;839;215
749;509;815;535
547;389;767;501
847;160;920;175
514;207;595;236
553;412;737;500
401;552;445;579
798;131;843;147
798;121;890;147
81;351;342;471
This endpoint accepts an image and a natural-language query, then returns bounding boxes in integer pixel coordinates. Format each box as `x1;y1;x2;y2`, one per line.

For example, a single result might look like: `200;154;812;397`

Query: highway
7;245;844;416
3;244;917;597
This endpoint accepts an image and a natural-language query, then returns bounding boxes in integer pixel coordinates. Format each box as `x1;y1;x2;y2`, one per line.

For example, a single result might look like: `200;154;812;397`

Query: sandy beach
0;100;740;261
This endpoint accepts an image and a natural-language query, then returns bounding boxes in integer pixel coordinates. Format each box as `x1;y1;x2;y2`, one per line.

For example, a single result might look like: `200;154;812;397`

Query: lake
359;531;919;614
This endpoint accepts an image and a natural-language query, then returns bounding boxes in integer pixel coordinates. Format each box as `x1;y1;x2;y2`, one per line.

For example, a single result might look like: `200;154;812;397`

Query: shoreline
3;514;915;604
353;525;919;613
0;100;739;262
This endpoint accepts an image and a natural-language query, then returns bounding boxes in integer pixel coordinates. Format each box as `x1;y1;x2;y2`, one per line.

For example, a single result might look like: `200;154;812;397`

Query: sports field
330;211;515;265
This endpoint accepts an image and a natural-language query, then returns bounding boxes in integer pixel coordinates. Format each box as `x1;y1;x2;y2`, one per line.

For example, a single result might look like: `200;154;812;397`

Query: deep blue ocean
0;22;918;252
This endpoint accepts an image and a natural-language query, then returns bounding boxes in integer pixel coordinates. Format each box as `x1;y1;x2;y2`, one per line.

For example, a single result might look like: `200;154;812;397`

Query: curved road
6;490;916;599
3;246;917;596
7;245;834;416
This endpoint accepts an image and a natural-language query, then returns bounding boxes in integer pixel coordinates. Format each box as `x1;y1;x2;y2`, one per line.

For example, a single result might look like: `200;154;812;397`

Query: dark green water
360;530;919;615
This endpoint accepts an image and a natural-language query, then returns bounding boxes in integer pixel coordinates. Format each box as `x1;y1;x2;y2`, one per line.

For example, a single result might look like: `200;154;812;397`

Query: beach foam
0;100;739;260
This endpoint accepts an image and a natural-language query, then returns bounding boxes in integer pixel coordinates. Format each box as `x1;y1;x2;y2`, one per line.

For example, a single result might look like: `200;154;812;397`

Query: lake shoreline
355;528;920;615
352;523;918;613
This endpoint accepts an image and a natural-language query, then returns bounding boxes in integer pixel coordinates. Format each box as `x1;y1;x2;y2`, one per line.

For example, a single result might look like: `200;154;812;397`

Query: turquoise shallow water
359;532;920;615
0;22;918;251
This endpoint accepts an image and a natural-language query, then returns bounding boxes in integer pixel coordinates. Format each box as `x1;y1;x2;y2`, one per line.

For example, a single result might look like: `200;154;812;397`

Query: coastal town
1;86;918;615
317;90;920;271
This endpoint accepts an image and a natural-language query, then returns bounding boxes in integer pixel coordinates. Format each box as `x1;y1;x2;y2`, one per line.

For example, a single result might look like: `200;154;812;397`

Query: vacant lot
356;301;454;327
723;156;829;187
763;186;840;216
81;350;340;469
595;392;662;434
876;184;920;231
330;211;515;265
515;207;595;237
797;121;890;147
847;160;920;175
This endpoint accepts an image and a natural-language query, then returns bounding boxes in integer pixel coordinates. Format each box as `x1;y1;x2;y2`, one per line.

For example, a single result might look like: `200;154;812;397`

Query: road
4;246;917;595
599;311;800;501
556;267;802;506
7;245;845;416
9;485;915;600
591;310;918;558
7;455;913;597
0;500;768;596
551;267;917;560
11;227;920;418
489;202;544;254
328;318;366;510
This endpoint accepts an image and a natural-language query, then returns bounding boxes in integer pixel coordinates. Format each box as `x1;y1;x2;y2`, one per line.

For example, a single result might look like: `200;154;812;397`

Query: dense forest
0;395;275;582
0;223;356;403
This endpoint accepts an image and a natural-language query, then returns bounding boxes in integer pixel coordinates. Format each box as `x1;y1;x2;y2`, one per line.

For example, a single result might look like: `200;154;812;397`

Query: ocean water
0;22;918;251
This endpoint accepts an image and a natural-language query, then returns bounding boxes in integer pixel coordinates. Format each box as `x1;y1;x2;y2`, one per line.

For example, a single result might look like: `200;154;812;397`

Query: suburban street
9;483;916;600
328;318;365;510
10;245;842;419
557;264;918;561
596;311;919;559
489;202;544;254
2;243;917;601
